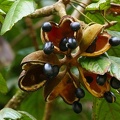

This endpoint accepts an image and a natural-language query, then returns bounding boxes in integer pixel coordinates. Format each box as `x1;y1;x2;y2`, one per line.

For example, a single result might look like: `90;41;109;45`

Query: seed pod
21;50;60;70
72;101;82;114
18;50;60;91
44;73;79;104
80;24;111;57
41;15;82;53
110;77;120;89
104;91;116;103
78;68;110;98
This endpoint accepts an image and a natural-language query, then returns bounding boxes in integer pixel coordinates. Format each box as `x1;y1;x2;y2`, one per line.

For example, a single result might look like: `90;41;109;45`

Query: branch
24;17;39;51
42;101;54;120
29;0;67;18
5;90;28;109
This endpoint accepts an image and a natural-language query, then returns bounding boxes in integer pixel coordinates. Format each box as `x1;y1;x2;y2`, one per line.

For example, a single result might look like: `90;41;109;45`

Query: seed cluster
19;15;120;114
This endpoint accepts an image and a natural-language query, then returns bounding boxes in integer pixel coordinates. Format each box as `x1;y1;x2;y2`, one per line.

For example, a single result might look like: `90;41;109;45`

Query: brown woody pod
19;50;60;91
80;24;111;56
41;15;82;51
44;73;79;104
78;67;110;98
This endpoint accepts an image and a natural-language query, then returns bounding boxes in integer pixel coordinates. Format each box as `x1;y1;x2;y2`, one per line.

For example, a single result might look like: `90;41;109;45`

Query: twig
29;0;67;18
24;17;39;51
42;101;54;120
5;90;28;109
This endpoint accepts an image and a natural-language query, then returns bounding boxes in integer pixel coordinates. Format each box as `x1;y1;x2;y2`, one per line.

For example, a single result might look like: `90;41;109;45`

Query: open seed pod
41;15;82;51
80;24;111;56
21;50;60;70
44;72;79;104
18;50;60;91
78;67;110;98
19;65;48;91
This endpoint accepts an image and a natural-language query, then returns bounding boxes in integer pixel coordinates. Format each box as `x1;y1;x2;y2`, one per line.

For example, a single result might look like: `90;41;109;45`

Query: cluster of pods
18;15;120;114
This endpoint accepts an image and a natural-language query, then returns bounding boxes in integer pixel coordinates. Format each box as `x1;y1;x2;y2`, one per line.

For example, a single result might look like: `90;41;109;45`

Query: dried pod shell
41;15;82;49
80;24;104;53
21;50;60;70
18;65;47;91
44;73;79;104
81;32;111;56
78;67;110;98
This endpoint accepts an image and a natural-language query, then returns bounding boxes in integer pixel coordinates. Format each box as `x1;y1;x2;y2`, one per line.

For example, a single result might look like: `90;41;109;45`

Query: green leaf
86;0;110;10
107;30;120;38
19;111;37;120
79;55;111;75
0;108;37;120
0;0;15;14
0;73;8;94
93;89;120;120
0;0;37;35
0;15;4;23
0;108;21;119
108;56;120;80
85;12;104;24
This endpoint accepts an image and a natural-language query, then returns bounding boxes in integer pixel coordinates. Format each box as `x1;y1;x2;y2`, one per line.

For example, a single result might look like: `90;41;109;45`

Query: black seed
96;74;107;86
42;22;52;32
86;43;96;53
43;42;54;54
70;22;80;31
104;91;116;103
68;38;77;49
59;38;68;51
109;36;120;46
110;77;120;89
75;88;85;99
86;37;97;53
43;63;53;78
52;65;59;77
85;76;93;84
72;101;82;114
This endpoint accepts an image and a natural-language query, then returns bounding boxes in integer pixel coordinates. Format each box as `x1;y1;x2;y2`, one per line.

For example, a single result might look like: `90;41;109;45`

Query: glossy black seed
59;38;68;51
109;36;120;46
75;88;85;99
52;65;59;77
43;63;53;78
96;74;107;86
85;76;93;84
104;91;116;103
70;22;80;31
42;22;52;32
43;42;54;54
110;77;120;89
68;38;77;49
72;101;82;114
